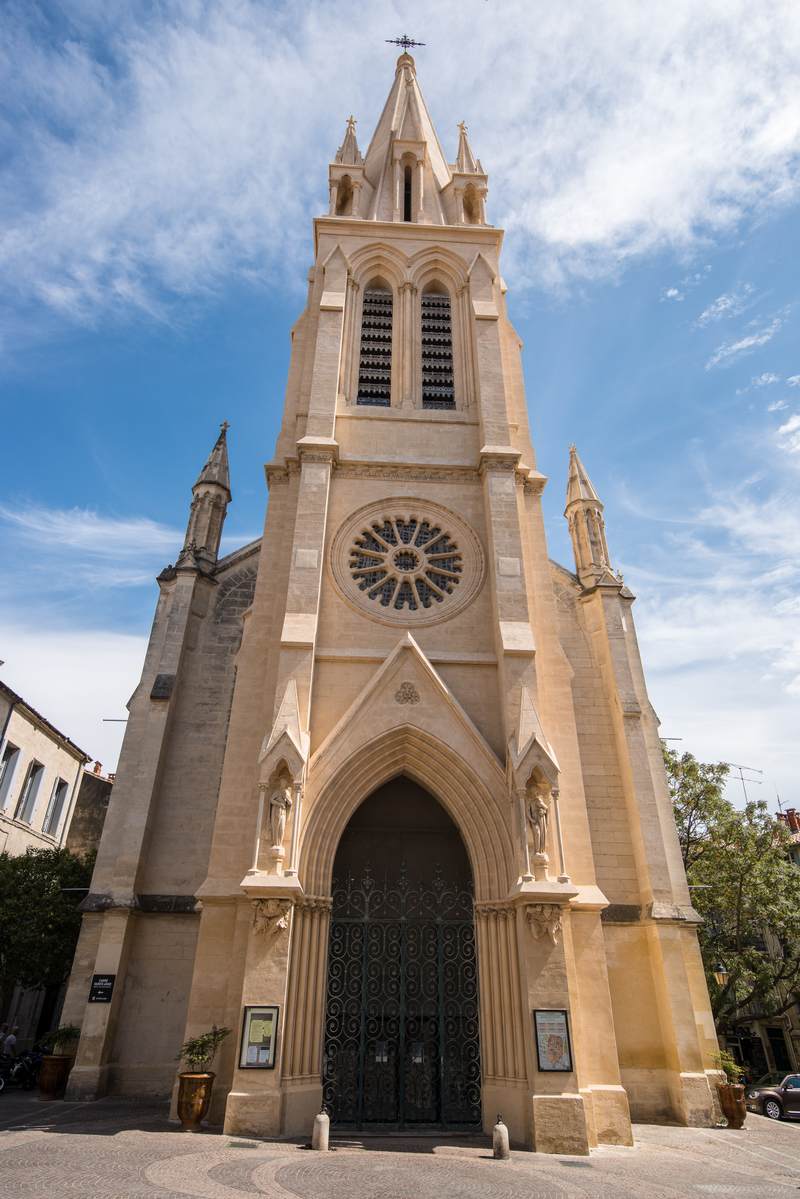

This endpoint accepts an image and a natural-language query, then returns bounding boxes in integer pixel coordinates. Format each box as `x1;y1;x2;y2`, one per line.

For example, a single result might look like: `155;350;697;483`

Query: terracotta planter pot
717;1082;747;1129
38;1054;73;1100
177;1072;215;1132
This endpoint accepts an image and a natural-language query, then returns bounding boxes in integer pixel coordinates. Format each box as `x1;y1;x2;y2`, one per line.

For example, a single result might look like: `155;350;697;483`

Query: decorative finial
386;35;426;51
458;121;468;136
346;115;356;132
568;442;576;454
220;420;230;434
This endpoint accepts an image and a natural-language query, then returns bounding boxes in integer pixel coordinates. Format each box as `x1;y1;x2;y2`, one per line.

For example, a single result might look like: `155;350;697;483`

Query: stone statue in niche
526;787;550;858
269;780;293;852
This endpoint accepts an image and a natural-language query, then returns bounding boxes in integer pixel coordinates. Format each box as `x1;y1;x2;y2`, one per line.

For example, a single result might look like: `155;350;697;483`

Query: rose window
331;498;484;627
349;516;463;611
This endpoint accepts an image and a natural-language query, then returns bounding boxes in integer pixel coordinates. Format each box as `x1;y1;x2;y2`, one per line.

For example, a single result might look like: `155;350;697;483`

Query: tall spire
180;422;232;569
195;421;231;497
564;445;614;587
327;55;489;226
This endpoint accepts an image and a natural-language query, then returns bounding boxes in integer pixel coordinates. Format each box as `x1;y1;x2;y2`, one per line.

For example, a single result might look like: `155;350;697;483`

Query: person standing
2;1026;18;1057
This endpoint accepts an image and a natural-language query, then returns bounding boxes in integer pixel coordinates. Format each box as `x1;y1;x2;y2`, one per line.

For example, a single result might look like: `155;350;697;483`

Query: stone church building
63;53;720;1153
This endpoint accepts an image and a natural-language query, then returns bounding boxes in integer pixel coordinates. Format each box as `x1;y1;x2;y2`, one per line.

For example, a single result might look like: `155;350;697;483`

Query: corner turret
564;445;615;588
179;422;231;569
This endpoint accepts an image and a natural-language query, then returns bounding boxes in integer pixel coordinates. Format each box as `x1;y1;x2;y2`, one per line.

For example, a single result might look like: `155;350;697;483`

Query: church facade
62;54;720;1153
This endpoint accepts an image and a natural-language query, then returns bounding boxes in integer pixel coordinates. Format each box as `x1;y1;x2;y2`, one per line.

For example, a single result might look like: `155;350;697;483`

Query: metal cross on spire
386;35;426;51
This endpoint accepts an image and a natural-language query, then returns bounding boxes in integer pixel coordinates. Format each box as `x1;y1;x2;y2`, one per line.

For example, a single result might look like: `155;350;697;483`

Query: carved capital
525;903;562;945
252;898;292;940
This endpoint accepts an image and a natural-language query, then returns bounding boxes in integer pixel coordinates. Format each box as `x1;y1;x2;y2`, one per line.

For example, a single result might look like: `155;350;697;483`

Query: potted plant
175;1025;230;1132
38;1025;81;1100
714;1048;746;1129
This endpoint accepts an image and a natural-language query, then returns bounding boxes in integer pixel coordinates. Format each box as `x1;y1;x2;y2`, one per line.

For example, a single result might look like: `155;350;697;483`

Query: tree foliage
0;847;93;1014
665;746;800;1027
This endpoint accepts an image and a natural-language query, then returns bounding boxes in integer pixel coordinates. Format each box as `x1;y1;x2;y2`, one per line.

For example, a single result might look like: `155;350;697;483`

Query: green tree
0;847;93;1017
665;746;800;1027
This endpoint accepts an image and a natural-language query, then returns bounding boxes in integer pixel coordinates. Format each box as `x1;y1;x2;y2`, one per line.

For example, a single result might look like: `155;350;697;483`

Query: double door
322;874;481;1128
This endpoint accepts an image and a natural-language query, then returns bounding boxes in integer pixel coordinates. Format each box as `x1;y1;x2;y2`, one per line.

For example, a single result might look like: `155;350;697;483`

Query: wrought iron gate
322;866;482;1128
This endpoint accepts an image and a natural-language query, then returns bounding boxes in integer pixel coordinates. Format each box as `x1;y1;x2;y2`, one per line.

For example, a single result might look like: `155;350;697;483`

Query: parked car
745;1072;800;1120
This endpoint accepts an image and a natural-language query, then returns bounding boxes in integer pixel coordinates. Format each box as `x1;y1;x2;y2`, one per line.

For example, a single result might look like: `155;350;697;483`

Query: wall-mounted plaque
88;974;115;1003
534;1009;573;1072
239;1005;279;1069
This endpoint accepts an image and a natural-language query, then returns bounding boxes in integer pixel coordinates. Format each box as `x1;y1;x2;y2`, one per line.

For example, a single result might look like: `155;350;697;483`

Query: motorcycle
0;1048;41;1092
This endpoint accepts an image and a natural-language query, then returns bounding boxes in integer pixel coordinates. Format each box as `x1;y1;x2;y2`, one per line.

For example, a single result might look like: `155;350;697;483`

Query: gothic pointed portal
64;48;719;1157
322;778;481;1129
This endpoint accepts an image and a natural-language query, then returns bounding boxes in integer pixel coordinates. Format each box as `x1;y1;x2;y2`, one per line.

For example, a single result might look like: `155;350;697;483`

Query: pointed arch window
421;289;455;409
357;286;393;406
403;165;413;222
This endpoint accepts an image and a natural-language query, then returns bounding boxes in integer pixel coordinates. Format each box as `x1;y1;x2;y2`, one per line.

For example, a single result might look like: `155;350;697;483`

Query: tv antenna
725;762;763;804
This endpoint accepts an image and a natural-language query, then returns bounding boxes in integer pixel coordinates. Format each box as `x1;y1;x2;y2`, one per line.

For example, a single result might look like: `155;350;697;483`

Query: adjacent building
62;54;720;1152
0;680;90;857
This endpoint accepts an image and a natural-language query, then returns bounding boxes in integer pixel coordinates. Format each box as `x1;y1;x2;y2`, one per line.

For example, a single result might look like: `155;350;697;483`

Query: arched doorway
322;777;481;1129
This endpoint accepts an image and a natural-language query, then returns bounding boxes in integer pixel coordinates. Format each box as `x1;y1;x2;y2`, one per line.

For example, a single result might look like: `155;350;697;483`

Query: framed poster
534;1009;573;1072
239;1005;279;1069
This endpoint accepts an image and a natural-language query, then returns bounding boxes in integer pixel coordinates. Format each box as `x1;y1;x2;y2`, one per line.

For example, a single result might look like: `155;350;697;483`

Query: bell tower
63;49;720;1156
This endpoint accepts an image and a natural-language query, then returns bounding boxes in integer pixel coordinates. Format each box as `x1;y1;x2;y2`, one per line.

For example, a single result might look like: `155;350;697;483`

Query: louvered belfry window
356;288;393;406
421;292;456;409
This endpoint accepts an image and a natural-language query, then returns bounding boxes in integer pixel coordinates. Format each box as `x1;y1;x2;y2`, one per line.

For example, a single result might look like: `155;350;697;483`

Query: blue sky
1;1;799;808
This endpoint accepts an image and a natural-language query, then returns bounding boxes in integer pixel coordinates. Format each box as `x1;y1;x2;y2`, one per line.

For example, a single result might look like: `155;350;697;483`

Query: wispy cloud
661;286;684;302
788;375;800;387
737;371;781;394
705;315;785;369
777;413;800;454
623;478;800;800
768;398;789;411
0;504;180;558
696;284;755;326
1;2;800;331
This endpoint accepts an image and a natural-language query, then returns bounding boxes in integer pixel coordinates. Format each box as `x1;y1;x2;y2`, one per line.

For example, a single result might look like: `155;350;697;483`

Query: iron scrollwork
323;865;481;1128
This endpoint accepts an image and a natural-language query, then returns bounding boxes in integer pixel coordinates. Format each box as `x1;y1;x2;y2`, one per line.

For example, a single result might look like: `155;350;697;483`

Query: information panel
88;974;115;1003
533;1009;573;1072
239;1005;279;1069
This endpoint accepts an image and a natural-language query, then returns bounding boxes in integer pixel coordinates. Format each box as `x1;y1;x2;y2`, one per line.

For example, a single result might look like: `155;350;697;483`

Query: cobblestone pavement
1;1093;799;1199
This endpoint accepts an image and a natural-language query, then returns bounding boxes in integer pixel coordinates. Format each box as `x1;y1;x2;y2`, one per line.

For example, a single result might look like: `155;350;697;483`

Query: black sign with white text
88;974;115;1003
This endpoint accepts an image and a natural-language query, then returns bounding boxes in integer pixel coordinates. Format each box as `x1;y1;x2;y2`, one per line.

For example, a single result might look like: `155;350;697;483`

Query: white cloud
705;316;785;369
1;1;800;326
696;284;755;326
752;371;780;386
777;413;800;453
0;623;146;769
623;479;800;804
788;375;800;386
768;398;789;411
661;286;684;302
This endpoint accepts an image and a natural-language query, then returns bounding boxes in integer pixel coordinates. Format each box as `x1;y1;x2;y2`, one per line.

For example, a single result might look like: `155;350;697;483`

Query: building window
349;514;463;611
421;291;455;409
335;174;353;216
15;760;44;825
0;742;20;809
43;777;70;837
403;164;413;222
356;287;393;406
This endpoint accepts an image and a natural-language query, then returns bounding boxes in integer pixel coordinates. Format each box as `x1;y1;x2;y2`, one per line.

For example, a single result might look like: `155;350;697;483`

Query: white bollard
492;1114;510;1160
311;1108;330;1151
